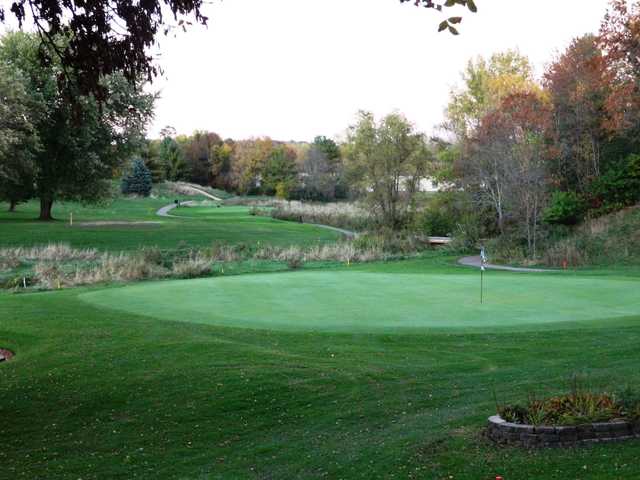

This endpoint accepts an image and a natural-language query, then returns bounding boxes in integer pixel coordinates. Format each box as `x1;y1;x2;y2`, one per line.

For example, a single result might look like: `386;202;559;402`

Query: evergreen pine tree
121;158;153;196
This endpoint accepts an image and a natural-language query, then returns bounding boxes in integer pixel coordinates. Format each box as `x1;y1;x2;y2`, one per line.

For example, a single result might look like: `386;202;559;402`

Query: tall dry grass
1;244;99;262
258;200;373;231
5;234;425;290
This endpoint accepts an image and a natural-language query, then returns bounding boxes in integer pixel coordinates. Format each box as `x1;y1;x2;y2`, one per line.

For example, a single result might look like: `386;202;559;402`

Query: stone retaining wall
488;415;640;448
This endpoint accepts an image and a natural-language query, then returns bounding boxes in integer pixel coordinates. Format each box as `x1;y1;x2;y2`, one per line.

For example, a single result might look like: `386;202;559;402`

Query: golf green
80;270;640;332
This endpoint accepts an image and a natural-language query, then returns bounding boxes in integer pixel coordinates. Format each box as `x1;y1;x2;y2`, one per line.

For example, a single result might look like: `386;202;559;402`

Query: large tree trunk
8;200;17;212
39;198;54;221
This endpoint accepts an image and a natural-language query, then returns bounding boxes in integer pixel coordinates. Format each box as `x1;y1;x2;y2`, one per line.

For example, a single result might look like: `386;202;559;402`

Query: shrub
121;158;153;197
287;257;304;269
587;154;640;214
417;208;454;236
543;191;586;225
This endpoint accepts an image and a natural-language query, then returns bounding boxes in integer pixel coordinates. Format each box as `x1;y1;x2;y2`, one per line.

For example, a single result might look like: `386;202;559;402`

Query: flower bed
488;415;640;448
489;388;640;447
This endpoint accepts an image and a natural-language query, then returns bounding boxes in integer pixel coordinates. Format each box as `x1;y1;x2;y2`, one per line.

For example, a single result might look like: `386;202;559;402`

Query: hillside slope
543;206;640;267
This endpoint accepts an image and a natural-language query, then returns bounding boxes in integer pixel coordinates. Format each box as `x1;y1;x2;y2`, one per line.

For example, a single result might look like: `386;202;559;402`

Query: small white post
70;212;73;227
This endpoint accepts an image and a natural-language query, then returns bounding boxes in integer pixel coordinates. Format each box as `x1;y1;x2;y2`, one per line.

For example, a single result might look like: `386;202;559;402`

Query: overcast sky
147;0;609;141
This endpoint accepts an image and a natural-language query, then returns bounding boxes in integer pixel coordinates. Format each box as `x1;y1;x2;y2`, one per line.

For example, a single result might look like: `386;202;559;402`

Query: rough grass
6;239;414;290
1;244;99;262
252;200;373;231
542;206;640;267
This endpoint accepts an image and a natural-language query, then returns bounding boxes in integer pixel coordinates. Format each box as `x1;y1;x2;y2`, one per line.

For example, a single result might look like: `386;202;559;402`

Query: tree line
140;111;436;230
431;0;640;257
142;131;347;202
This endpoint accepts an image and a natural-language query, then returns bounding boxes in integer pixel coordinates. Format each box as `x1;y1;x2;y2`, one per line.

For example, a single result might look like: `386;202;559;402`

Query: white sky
148;0;609;140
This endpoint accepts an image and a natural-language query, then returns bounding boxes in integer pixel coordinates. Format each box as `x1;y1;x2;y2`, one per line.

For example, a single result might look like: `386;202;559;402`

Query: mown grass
1;257;640;479
0;200;341;251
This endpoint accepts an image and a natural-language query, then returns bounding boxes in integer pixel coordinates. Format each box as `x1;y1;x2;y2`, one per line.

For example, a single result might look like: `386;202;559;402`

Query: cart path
458;256;558;273
156;201;196;218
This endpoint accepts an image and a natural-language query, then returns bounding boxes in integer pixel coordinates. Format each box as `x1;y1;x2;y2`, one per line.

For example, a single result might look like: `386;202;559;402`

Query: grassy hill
542;206;640;267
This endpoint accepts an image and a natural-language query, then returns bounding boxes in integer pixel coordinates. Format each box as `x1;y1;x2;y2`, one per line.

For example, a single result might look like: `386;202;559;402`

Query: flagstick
480;266;483;304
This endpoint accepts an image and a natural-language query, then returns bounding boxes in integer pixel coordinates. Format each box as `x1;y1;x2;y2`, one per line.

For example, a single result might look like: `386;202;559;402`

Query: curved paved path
156;200;196;218
458;256;557;273
305;223;357;239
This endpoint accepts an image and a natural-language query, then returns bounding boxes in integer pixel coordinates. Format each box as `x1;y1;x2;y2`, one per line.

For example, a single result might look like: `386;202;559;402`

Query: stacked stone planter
488;415;640;448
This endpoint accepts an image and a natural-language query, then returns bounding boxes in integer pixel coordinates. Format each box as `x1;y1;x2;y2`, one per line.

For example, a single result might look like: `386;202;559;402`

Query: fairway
80;269;640;332
0;200;340;250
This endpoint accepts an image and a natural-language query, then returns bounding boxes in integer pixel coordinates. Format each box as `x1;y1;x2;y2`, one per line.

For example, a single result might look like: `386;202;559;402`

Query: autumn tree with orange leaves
544;34;611;192
465;92;553;255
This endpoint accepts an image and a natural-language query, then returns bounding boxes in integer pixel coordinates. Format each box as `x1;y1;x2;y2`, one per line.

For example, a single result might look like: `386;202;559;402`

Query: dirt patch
0;348;14;362
75;221;162;228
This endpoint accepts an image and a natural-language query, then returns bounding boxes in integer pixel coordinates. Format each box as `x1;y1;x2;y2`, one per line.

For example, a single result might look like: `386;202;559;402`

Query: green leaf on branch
448;16;463;24
438;20;449;32
448;25;459;35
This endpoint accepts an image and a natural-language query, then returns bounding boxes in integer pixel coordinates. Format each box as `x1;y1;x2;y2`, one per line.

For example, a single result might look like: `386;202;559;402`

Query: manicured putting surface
80;270;640;332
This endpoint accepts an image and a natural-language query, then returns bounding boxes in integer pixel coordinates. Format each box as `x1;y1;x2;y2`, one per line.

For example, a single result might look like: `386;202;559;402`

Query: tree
0;61;39;212
312;136;341;168
599;0;640;138
159;136;187;181
297;136;345;201
345;111;432;229
300;147;336;201
544;35;610;191
183;130;222;185
261;145;298;196
467;92;552;255
210;141;234;190
121;158;153;197
1;0;208;103
230;138;274;194
446;50;539;139
140;139;165;183
0;32;155;220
